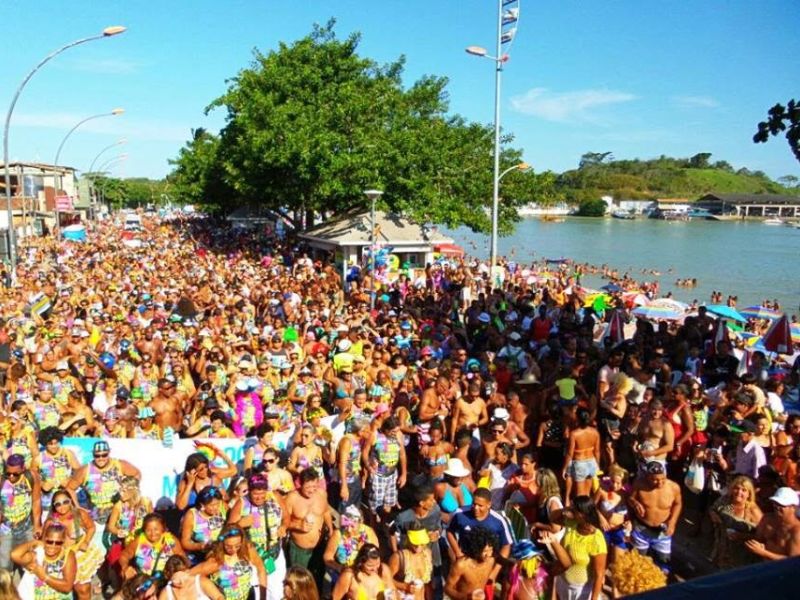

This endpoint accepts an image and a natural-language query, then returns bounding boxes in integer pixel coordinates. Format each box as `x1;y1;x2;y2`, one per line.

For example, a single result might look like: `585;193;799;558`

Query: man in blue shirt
446;487;514;560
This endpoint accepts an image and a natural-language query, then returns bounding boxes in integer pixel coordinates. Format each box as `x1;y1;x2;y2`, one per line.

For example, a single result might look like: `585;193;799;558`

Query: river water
446;217;800;315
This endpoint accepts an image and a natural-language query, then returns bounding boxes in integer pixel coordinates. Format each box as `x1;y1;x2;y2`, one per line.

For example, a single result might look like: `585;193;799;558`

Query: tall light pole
87;138;127;213
2;25;126;274
467;0;520;281
96;154;128;212
88;138;127;176
364;189;383;310
499;162;530;182
53;108;124;235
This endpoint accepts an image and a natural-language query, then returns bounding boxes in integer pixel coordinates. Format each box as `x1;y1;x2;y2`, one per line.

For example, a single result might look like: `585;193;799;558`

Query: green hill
553;153;799;205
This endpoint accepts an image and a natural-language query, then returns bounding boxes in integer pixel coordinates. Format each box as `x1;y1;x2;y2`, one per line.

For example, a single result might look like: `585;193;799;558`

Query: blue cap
93;441;110;454
511;540;541;561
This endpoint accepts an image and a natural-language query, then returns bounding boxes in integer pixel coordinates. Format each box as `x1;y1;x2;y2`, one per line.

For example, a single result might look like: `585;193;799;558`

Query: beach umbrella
622;292;650;307
602;310;626;346
706;304;747;323
739;306;783;321
791;323;800;344
706;318;731;356
650;298;689;312
632;305;683;321
583;292;611;309
762;315;793;354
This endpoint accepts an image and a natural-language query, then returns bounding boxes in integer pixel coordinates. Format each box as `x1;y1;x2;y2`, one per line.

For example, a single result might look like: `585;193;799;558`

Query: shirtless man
418;376;450;442
637;399;674;469
135;327;164;366
450;383;489;443
284;468;333;579
628;461;682;568
445;527;499;600
477;418;516;468
64;328;88;360
149;378;183;432
494;406;531;451
507;391;529;438
745;487;800;560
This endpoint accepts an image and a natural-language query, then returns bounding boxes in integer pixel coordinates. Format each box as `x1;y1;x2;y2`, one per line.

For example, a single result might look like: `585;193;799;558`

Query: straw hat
443;458;470;478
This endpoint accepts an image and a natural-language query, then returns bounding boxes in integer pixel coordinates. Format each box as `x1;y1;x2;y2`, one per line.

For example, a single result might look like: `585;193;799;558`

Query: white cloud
510;87;637;124
14;111;191;143
672;95;719;109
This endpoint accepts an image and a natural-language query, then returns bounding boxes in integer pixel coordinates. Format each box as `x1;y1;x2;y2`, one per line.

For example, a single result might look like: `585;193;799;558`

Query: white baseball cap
770;487;800;507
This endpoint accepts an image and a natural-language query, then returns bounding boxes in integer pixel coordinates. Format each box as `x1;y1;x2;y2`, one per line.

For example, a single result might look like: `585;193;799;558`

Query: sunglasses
6;472;22;479
94;453;110;458
264;458;277;465
44;539;64;546
219;527;243;541
53;499;72;508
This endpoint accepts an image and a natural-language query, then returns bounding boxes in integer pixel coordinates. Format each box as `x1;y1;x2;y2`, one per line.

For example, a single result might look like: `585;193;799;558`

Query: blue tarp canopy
62;224;86;242
629;556;799;600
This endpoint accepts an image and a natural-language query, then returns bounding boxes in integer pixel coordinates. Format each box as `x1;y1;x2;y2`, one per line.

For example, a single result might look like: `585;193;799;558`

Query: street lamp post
363;189;384;311
2;25;126;275
95;154;127;212
499;162;530;182
53;108;124;235
87;138;127;214
467;0;520;281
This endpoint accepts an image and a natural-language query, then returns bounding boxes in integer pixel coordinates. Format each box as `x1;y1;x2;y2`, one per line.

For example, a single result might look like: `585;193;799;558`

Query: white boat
763;217;784;225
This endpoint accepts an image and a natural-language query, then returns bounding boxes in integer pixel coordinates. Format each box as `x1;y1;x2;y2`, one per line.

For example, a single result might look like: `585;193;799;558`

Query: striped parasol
739;306;784;320
762;315;793;354
602;310;626;346
791;322;800;344
622;291;650;307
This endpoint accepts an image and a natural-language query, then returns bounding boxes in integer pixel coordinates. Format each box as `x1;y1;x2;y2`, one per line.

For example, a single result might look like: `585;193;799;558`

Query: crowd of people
0;211;799;600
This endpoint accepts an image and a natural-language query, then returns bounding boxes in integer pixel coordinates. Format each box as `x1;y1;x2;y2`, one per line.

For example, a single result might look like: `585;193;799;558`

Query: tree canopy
168;21;530;233
754;99;800;164
82;174;168;210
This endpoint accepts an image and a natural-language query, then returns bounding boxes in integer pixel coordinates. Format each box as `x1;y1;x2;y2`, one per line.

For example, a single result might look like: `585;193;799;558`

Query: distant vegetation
556;152;800;214
83;174;169;209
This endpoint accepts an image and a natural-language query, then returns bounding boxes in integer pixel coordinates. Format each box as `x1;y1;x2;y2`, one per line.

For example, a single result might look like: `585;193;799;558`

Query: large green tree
182;21;525;232
168;128;235;211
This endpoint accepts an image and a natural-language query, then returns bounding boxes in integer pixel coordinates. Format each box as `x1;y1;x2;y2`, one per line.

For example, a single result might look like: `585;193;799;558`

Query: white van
123;213;142;231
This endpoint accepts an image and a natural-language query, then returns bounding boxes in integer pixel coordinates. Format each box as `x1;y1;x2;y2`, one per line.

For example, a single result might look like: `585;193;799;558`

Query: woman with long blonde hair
710;475;763;568
0;569;21;600
531;468;564;543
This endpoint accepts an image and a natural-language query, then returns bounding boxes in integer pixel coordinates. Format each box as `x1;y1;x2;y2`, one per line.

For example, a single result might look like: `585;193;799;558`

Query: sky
1;0;799;182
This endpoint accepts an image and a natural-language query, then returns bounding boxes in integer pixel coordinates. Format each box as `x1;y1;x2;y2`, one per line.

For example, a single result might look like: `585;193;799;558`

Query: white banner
61;415;345;506
62;437;252;507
